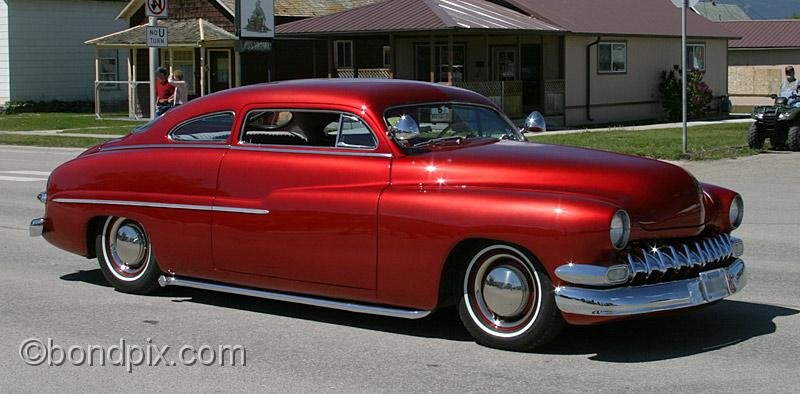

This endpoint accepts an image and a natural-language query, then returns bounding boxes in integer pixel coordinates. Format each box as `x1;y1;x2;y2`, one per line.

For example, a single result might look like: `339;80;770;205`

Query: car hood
392;140;704;232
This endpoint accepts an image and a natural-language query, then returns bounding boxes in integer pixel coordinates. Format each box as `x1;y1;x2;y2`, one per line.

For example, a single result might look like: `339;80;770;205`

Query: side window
170;112;234;142
337;115;377;149
241;110;377;150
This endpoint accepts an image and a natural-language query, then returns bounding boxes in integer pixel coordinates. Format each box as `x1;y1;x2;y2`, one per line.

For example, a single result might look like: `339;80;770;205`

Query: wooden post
516;34;521;80
327;38;333;78
311;40;317;78
484;33;490;80
447;33;453;85
353;40;358;78
389;33;396;79
200;47;206;96
128;48;134;118
429;34;435;82
235;50;241;87
94;48;100;118
169;48;174;73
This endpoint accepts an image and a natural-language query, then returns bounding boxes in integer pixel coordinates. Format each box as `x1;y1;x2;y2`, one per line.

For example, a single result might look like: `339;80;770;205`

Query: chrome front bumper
554;259;746;316
30;218;45;237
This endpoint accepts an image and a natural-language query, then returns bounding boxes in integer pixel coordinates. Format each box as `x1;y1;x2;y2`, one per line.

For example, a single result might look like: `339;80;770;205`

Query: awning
85;18;236;48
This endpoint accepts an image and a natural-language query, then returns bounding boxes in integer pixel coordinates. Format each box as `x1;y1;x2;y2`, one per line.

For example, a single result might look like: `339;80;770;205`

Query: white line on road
0;171;51;176
0;175;47;182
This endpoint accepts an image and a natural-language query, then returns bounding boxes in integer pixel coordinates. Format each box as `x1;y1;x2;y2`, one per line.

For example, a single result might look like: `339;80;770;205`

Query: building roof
117;0;383;20
503;0;737;38
276;0;562;34
692;2;751;21
85;18;236;47
723;20;800;49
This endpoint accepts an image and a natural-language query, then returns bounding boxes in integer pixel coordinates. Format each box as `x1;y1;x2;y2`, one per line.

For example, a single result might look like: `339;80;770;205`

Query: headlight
729;195;744;229
778;112;790;120
754;113;764;119
610;210;631;250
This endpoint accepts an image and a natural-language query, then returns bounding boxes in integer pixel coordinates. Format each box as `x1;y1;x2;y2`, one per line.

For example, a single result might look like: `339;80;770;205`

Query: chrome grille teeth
625;234;735;283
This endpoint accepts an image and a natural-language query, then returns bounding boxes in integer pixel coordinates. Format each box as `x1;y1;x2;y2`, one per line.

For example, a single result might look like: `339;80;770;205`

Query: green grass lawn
529;123;758;160
0;134;113;148
0;113;143;132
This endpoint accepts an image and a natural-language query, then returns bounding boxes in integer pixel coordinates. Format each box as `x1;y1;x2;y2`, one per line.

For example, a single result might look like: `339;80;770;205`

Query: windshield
384;103;523;149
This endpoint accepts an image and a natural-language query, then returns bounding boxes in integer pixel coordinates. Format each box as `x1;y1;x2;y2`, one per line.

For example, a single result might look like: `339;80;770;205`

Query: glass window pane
170;113;233;142
338;115;376;149
598;44;612;72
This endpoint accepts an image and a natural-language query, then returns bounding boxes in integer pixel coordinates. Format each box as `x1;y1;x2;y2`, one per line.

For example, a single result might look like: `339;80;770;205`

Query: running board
158;275;431;320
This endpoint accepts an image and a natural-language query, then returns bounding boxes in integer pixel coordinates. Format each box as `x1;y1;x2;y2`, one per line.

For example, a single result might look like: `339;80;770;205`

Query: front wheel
96;216;162;294
747;123;765;149
787;125;800;151
457;244;563;351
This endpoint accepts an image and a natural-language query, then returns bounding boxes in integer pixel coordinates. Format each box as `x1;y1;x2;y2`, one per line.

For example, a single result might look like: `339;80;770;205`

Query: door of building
208;49;231;93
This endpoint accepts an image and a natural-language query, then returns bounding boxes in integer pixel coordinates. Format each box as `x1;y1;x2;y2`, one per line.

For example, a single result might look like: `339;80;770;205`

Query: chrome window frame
238;108;380;152
167;111;236;144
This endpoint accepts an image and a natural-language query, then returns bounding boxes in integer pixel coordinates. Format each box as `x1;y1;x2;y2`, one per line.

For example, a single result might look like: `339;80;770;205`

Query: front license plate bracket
699;268;731;302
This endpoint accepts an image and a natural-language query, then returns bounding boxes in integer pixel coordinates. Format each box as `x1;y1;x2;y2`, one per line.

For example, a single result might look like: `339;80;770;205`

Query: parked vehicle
31;80;746;351
749;95;800;150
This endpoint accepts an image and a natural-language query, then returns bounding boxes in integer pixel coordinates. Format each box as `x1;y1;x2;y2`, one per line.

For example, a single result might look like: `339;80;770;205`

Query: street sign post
146;0;168;18
146;26;168;48
671;0;699;155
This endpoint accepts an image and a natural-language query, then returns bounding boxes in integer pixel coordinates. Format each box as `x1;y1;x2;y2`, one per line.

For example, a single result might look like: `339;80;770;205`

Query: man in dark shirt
155;67;175;116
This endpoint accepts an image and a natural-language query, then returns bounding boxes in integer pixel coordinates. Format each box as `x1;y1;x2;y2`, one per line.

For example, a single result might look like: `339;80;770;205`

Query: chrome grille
626;233;739;284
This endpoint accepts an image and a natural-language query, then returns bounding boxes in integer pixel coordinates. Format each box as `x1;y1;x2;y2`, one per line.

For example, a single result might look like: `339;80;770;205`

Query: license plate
699;268;731;302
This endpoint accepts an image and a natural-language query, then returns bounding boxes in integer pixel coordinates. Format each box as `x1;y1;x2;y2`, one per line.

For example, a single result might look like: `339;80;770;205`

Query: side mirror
523;111;546;133
390;114;421;141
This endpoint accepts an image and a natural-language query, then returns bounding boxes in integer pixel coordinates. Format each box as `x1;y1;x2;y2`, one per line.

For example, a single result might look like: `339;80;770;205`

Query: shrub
658;65;713;121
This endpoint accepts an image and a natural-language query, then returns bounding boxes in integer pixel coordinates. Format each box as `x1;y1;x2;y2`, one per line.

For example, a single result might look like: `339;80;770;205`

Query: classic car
30;79;746;351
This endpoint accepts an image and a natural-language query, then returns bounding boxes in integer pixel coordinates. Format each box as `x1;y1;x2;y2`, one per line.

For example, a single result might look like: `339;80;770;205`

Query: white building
0;0;128;105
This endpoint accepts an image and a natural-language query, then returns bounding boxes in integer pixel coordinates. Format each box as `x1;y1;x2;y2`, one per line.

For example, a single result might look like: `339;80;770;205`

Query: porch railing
452;81;524;117
544;79;565;116
94;81;151;120
336;68;392;79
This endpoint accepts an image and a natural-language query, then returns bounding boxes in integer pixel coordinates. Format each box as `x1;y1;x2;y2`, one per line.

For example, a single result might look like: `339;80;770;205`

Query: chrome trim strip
100;144;230;152
29;218;45;237
158;275;431;320
230;145;393;158
555;259;746;316
51;198;268;215
554;263;629;287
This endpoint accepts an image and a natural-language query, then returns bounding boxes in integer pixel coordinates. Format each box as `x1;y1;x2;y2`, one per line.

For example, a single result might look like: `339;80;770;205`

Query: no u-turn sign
146;26;168;48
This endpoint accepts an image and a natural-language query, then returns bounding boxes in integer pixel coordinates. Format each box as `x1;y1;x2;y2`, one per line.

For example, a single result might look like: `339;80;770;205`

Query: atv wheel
771;127;788;150
747;123;765;149
788;126;800;151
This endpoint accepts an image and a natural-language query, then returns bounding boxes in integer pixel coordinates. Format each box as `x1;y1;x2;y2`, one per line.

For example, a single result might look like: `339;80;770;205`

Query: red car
31;80;746;351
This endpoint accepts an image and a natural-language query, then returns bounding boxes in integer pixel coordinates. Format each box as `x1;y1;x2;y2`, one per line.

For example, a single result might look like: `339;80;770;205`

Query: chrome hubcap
104;217;149;280
465;247;541;337
482;266;530;318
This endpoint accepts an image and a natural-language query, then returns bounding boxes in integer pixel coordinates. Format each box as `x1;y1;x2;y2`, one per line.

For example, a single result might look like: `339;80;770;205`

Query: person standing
154;67;175;116
169;69;188;107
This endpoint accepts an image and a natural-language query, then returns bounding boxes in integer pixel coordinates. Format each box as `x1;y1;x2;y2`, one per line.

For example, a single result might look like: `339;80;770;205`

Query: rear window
169;112;234;142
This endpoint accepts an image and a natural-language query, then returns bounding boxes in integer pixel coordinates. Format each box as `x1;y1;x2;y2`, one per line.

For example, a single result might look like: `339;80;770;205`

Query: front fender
376;186;621;310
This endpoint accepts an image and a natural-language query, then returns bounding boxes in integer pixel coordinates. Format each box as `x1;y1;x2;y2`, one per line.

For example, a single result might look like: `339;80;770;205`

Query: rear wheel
457;244;563;351
96;216;162;294
747;123;765;149
787;125;800;151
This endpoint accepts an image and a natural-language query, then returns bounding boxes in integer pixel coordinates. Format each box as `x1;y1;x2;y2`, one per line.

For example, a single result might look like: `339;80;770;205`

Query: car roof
188;79;496;113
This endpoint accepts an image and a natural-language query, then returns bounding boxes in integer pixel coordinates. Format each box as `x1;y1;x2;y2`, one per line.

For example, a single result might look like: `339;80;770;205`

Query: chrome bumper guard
554;259;746;316
29;218;45;237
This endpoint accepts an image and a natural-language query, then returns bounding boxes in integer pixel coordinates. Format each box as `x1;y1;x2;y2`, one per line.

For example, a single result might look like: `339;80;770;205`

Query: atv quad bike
749;96;800;150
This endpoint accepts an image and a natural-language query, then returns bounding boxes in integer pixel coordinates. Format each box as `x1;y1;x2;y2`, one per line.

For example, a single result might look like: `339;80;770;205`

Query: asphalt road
0;145;798;392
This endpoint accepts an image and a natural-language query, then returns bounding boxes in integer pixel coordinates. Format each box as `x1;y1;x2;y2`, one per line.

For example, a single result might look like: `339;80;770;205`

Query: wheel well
437;238;542;309
85;216;107;259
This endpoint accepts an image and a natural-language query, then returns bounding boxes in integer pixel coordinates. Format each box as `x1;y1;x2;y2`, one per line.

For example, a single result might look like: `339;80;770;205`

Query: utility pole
681;0;688;155
148;16;157;119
